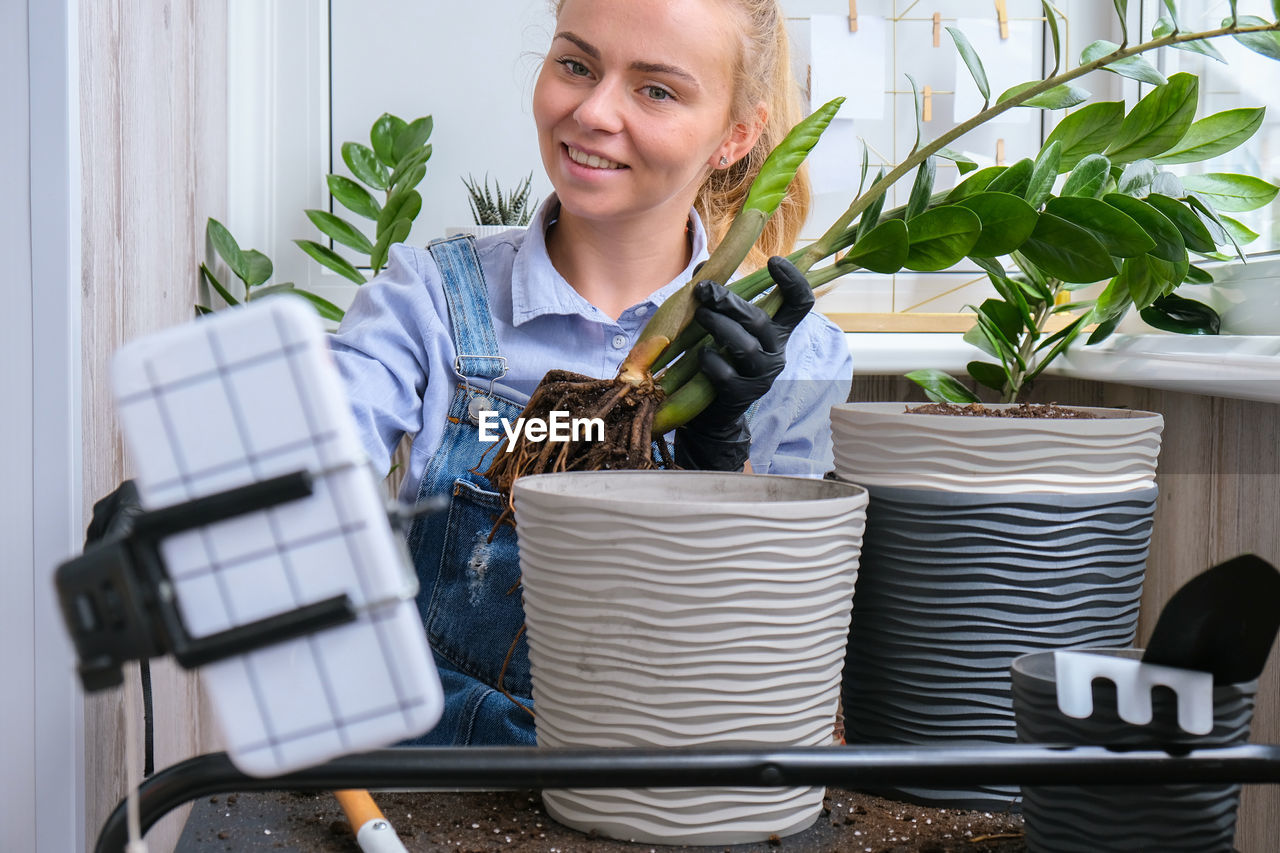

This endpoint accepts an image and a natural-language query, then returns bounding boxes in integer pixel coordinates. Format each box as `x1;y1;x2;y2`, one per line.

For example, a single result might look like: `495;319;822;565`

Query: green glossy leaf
377;189;423;238
388;146;433;194
986;270;1036;329
946;166;1002;201
1113;0;1129;43
977;297;1024;344
1145;193;1217;252
1010;250;1055;300
998;81;1091;110
955;192;1039;257
1220;214;1260;246
986;159;1034;197
906;158;937;221
963;318;1001;360
1179;173;1280;212
206;218;246;282
328;175;381;220
1117;159;1157;197
1153;15;1228;63
369;218;413;274
1092;273;1132;326
1044;196;1156;257
905;73;924;152
858;144;870;197
845;219;909;274
1103;194;1186;262
905;369;980;404
200;262;239;307
856;169;888;240
391;163;428;196
1140;293;1220;334
1151;171;1185;198
1104;72;1199;164
1116;253;1164;309
967;360;1009;393
936;146;979;174
291;289;346;322
904;207;982;271
295;239;366;285
1026;141;1061;208
241;249;273;288
972;309;1025;369
342;142;389;190
1043;101;1125;171
1087;311;1126;345
1227;0;1239;24
947;26;989;102
744;97;844;214
1152;107;1266;165
1229;16;1280;61
1061;154;1112;198
1185;265;1215;284
1018;214;1120;283
1045;1;1063;73
306;209;374;255
371;113;407;167
194;304;214;316
1082;39;1167;85
392;115;434;163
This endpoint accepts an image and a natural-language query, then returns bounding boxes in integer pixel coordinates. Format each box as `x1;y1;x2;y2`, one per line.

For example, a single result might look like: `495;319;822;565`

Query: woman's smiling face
533;0;749;227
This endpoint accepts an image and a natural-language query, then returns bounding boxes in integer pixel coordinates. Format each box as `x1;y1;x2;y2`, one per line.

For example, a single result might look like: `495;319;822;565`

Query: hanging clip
996;0;1009;39
923;85;933;122
996;138;1006;166
848;0;858;33
933;12;942;47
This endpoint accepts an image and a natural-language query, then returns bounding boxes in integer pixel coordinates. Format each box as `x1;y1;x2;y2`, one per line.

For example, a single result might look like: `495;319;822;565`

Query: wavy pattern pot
831;402;1164;494
512;471;868;846
841;485;1158;808
1013;649;1256;852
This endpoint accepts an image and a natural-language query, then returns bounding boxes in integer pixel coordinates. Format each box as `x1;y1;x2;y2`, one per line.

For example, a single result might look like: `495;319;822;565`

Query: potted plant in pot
446;172;539;239
823;13;1279;808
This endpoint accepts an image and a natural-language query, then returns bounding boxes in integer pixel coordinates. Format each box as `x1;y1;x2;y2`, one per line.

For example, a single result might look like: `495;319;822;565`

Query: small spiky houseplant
484;3;1280;507
463;173;538;226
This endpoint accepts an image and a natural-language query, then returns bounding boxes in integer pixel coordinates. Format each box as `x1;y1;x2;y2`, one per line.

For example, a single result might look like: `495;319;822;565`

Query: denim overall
403;235;536;746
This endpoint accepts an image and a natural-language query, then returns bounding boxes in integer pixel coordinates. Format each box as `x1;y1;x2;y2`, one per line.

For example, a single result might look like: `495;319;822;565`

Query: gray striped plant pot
840;485;1158;809
1012;649;1256;852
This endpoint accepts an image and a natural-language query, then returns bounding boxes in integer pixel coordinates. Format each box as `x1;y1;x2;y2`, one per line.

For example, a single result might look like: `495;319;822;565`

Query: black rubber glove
85;479;144;546
674;256;815;471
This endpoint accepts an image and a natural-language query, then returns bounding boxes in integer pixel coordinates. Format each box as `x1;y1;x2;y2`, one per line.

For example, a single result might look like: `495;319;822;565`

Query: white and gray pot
512;470;868;846
831;402;1165;808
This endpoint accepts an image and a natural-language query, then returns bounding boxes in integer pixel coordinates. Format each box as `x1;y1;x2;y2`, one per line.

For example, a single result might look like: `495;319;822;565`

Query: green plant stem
795;20;1280;276
1002;282;1061;402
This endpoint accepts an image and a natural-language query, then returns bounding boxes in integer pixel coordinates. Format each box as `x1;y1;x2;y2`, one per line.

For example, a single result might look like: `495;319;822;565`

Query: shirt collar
510;193;710;326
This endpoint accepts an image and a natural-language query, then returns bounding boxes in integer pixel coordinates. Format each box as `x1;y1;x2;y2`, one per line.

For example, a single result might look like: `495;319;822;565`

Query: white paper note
810;13;887;120
952;17;1039;125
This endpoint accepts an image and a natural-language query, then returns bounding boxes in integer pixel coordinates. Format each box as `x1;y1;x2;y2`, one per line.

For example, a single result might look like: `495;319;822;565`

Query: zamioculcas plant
299;112;436;283
200;112;436;321
484;5;1280;505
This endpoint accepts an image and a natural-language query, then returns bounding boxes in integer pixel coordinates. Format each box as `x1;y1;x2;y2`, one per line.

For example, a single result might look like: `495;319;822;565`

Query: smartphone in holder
110;296;442;776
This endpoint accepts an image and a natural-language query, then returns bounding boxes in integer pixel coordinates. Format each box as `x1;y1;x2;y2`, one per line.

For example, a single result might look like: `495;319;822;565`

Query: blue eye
645;86;674;101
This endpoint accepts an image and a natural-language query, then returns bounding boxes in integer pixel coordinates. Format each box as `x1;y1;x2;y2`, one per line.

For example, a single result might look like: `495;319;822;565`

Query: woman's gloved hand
85;480;144;546
674;256;815;471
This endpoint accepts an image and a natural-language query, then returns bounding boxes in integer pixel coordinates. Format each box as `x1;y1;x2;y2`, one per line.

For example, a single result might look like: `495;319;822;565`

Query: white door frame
1;1;85;851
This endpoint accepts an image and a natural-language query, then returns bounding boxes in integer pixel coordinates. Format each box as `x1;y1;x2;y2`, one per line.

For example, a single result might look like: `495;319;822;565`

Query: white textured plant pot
831;401;1165;808
512;471;868;846
830;402;1164;493
444;224;526;239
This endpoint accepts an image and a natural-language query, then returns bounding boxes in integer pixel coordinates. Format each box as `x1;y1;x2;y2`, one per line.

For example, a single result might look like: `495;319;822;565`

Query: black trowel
1142;554;1280;684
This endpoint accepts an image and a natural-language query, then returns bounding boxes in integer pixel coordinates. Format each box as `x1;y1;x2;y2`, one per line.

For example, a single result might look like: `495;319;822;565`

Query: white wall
1;1;86;851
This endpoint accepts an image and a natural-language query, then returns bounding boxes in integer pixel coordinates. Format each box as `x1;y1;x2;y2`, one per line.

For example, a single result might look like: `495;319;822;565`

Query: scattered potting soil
176;787;1025;852
906;402;1097;419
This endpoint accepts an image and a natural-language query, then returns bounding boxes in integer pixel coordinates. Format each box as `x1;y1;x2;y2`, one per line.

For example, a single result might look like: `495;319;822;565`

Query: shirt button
634;305;649;316
612;334;627;349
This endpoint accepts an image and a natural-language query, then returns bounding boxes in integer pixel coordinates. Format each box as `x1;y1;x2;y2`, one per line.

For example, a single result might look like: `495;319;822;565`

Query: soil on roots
482;369;671;517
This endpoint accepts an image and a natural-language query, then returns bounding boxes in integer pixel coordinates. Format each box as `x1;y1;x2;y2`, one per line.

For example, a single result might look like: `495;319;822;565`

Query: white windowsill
847;332;1280;404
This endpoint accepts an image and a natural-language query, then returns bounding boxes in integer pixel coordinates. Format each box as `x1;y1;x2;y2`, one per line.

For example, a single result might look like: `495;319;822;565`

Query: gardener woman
328;0;853;746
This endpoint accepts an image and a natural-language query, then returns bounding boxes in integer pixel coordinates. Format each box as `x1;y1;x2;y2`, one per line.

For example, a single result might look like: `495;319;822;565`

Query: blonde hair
550;0;811;270
698;0;810;270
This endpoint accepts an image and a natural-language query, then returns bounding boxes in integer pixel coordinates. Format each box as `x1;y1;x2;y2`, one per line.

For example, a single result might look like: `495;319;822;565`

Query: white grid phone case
111;296;442;776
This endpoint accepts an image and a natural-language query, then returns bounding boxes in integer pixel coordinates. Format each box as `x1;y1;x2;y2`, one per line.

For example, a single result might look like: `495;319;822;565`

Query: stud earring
719;155;729;166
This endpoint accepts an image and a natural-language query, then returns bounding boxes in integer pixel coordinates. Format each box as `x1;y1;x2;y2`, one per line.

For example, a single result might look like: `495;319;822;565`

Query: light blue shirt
329;196;853;501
